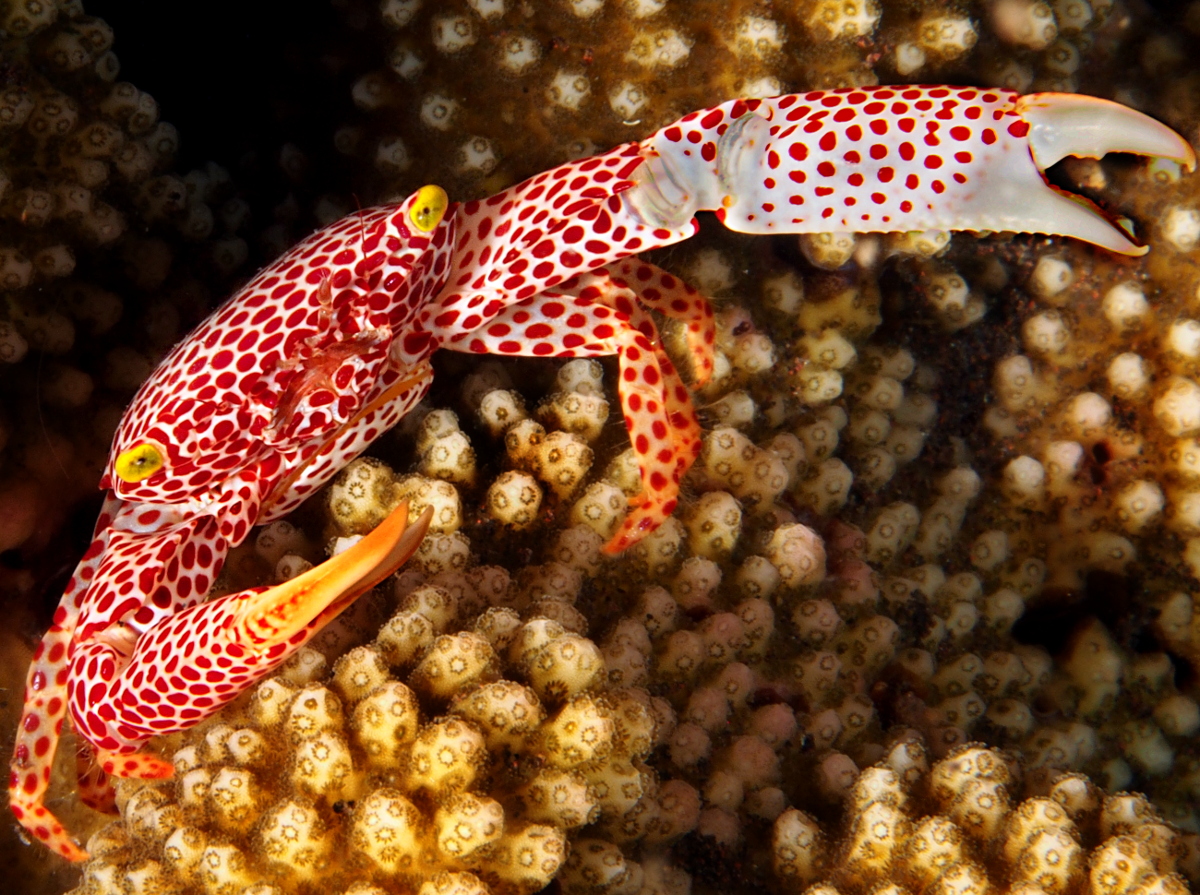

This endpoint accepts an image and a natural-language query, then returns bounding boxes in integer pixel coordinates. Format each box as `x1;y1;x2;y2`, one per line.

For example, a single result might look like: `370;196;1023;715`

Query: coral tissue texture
6;0;1200;894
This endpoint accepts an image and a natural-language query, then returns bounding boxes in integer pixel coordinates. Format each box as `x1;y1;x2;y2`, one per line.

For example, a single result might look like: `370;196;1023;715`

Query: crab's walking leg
452;264;712;552
13;495;234;859
605;259;717;387
625;86;1195;255
9;497;122;861
572;269;713;552
74;502;432;781
75;743;115;814
402;142;704;372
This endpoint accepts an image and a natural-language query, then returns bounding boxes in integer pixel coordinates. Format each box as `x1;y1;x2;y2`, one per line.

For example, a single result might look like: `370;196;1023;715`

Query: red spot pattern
695;85;1024;231
14;82;1049;861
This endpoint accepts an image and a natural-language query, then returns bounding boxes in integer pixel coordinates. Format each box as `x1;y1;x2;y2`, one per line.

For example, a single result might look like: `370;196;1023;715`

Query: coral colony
3;1;1200;895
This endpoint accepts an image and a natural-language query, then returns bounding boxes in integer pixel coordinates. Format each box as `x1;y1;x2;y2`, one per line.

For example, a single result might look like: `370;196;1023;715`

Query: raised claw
631;86;1194;257
1007;92;1197;256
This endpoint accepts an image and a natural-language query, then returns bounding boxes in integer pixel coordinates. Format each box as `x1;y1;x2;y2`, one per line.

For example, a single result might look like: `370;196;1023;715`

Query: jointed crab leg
9;499;122;862
79;501;431;752
451;261;714;552
232;502;433;648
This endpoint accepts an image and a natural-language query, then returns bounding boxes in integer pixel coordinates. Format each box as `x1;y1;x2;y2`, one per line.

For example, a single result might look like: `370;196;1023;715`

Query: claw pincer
10;85;1192;861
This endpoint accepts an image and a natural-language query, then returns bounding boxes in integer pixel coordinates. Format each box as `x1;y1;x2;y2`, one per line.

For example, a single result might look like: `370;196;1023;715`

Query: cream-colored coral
773;742;1198;895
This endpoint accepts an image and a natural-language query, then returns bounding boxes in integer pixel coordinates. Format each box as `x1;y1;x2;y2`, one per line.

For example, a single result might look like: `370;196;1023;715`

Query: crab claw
640;86;1195;258
232;501;433;647
1008;92;1198;255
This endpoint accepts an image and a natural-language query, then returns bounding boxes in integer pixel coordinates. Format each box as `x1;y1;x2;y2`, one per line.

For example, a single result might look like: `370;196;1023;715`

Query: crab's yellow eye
409;185;448;232
114;443;164;484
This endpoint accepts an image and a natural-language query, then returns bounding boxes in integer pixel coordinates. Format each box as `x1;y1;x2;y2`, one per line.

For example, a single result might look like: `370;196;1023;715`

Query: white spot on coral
456;136;498;175
375;136;411;173
467;0;506;20
497;34;541;74
431;14;476;54
564;0;604;16
1107;353;1149;400
1052;0;1092;32
381;0;422;28
741;76;782;99
623;0;666;16
625;28;693;69
734;16;784;57
918;15;977;56
804;0;881;42
547;70;591;111
1163;207;1200;251
388;43;425;80
608;81;647;120
1156;377;1200;437
1101;281;1148;330
894;42;927;75
1028;255;1073;299
1168;319;1200;359
420;93;459;131
991;0;1057;50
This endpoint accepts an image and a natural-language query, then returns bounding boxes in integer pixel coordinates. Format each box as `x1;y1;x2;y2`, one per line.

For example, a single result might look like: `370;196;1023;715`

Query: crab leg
623;86;1195;255
450;263;711;552
603;258;717;388
8;498;123;861
401;142;705;370
75;743;115;815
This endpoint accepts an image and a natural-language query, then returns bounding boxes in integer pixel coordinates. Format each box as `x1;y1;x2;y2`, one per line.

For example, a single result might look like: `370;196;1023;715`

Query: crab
9;86;1193;861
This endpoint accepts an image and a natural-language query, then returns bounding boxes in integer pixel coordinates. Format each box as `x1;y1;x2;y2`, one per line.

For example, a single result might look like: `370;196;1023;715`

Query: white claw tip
1021;93;1196;173
1183;146;1197;174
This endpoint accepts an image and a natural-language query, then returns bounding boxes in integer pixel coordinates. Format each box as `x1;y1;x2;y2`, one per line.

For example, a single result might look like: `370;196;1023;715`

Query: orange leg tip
14;813;87;862
59;840;88;863
603;502;670;554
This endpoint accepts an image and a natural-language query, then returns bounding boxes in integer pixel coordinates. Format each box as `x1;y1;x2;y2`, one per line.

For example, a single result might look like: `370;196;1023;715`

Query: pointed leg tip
601;521;637;554
230;498;432;650
603;499;675;554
